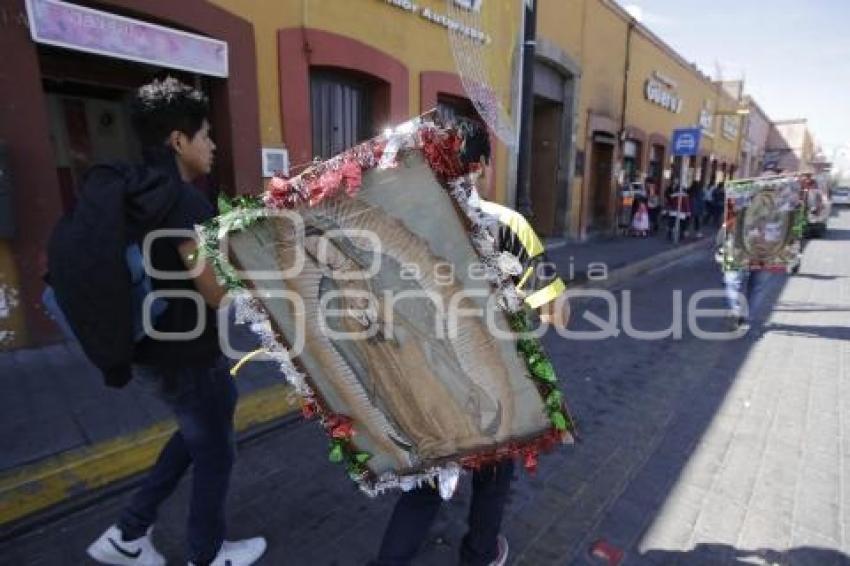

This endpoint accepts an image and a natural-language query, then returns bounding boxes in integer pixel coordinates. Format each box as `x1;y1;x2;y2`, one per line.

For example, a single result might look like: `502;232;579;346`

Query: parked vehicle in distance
832;186;850;206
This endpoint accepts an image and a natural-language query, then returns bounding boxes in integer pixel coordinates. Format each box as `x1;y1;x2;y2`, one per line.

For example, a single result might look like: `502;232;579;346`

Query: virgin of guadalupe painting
210;119;572;494
725;176;803;270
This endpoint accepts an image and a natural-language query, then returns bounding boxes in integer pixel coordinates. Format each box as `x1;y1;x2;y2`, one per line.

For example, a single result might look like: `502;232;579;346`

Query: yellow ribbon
230;348;267;377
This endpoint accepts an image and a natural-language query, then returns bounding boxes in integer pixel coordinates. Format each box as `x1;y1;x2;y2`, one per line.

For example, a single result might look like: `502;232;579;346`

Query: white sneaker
489;534;509;566
189;538;267;566
87;525;165;566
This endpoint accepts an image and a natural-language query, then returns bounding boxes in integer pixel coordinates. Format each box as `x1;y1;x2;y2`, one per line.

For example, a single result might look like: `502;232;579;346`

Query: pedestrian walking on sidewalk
58;78;267;566
370;122;570;566
709;182;726;226
689;180;705;238
630;193;650;237
703;182;716;226
666;185;691;241
646;179;662;234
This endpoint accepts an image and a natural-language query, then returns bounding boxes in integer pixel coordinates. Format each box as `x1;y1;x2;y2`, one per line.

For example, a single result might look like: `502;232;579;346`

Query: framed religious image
202;117;574;495
722;175;804;272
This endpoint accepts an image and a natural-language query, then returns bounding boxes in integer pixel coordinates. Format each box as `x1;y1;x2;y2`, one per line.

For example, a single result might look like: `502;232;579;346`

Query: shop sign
645;73;683;114
453;0;484;11
382;0;490;44
25;0;228;77
722;115;739;140
698;102;714;132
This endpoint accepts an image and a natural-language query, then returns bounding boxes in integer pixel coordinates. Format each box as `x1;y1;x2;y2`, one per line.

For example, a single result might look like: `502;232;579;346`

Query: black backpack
46;162;178;387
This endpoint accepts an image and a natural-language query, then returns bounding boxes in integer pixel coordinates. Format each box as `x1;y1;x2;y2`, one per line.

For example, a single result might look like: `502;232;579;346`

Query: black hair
458;119;491;166
130;77;209;148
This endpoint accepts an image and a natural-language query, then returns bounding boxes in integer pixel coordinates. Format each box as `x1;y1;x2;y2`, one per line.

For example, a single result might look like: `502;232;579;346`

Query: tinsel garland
199;118;573;497
721;175;806;273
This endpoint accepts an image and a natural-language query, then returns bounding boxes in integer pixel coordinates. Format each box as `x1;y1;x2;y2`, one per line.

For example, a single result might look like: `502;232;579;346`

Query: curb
570;238;712;291
0;382;298;534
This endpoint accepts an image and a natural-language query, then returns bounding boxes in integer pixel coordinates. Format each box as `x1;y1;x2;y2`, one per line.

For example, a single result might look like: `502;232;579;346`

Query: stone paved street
2;209;849;566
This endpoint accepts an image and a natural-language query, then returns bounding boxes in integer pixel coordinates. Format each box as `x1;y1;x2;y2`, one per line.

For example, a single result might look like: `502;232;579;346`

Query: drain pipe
514;0;537;218
615;18;635;234
620;19;635;140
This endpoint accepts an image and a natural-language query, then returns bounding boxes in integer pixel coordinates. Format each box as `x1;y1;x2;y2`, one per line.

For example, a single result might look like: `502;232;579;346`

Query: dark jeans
372;460;514;566
692;209;703;233
666;215;688;240
706;203;722;227
118;357;238;564
648;207;660;233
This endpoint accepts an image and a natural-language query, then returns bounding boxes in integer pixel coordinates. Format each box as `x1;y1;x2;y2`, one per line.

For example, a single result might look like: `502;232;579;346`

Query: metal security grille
310;71;372;159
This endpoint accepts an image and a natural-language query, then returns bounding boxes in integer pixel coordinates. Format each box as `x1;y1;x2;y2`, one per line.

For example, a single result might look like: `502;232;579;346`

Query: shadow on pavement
787;273;844;281
823;227;850;240
758;322;850;342
521;215;850;564
637;542;849;566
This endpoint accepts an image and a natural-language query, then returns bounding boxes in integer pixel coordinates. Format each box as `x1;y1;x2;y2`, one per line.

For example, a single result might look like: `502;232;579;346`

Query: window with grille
310;70;373;159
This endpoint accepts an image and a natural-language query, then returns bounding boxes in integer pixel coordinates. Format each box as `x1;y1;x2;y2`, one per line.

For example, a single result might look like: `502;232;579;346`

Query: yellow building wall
209;0;521;203
628;32;709;146
537;0;746;236
538;0;584;65
576;1;628;129
208;0;747;237
712;87;744;165
539;0;629;235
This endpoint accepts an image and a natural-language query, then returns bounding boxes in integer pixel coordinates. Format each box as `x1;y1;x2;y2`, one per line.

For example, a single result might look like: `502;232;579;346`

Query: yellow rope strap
230;348;268;377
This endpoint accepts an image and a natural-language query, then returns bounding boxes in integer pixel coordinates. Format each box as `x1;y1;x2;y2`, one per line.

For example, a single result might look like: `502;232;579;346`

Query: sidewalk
0;231;711;529
548;229;712;288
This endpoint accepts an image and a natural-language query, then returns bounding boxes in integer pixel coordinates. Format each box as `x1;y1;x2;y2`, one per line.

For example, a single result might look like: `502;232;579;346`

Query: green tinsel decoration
328;441;344;463
509;309;575;433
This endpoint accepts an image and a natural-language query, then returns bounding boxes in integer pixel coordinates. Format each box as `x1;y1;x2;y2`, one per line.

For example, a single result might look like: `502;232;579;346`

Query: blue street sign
671;127;702;157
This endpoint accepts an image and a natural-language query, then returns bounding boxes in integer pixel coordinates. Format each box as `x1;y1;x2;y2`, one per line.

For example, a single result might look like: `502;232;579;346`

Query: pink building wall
766;119;814;173
741;97;771;176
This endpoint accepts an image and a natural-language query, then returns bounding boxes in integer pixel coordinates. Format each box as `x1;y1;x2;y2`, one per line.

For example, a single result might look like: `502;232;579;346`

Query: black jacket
47;150;181;387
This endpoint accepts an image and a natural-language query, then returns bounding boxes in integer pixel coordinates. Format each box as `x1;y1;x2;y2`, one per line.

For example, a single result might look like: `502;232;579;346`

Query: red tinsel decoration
263;139;386;210
457;427;565;472
418;127;467;180
340;158;363;196
300;399;318;420
309;168;343;206
326;415;355;440
523;451;539;474
264;174;307;210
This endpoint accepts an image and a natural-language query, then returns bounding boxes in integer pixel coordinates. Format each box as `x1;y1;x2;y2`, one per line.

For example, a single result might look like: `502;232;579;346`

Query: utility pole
514;0;537;218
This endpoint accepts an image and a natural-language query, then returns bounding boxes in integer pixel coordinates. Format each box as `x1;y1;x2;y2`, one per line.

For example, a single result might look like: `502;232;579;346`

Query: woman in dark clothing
710;182;726;226
689;181;705;237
